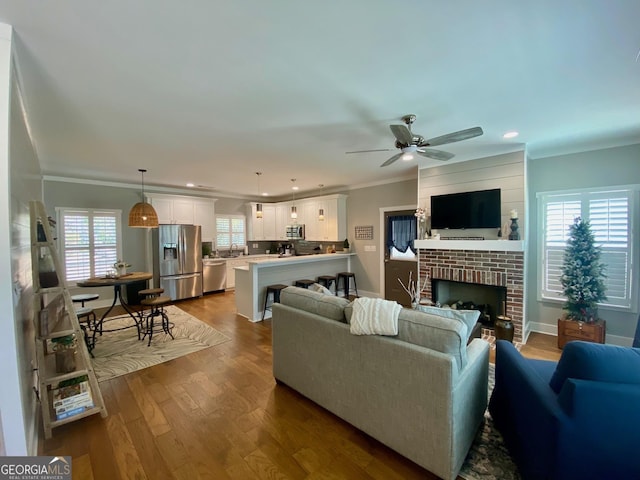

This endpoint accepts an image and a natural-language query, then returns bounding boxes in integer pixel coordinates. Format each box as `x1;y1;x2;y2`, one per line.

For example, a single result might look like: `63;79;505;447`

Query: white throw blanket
350;297;402;336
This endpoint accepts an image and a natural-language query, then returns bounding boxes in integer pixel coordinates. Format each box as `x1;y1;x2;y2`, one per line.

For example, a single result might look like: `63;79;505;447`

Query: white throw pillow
415;304;480;341
311;283;333;295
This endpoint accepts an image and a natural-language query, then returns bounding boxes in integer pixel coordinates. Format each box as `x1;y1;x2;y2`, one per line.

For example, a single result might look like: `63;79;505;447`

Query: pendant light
290;178;298;220
128;169;159;228
255;172;263;219
318;184;325;221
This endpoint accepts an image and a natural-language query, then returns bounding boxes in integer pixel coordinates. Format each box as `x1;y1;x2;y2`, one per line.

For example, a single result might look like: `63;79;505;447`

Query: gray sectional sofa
272;286;490;480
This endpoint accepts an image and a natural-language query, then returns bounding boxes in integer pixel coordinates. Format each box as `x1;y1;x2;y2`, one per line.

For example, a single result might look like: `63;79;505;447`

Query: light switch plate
364;245;376;252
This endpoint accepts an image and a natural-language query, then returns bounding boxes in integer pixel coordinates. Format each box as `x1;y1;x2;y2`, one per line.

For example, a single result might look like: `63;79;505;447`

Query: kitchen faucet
230;244;238;254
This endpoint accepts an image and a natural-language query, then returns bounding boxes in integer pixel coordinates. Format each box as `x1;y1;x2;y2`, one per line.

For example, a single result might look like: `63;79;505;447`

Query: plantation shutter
59;208;121;283
541;195;581;300
539;189;633;309
588;193;631;308
216;215;246;249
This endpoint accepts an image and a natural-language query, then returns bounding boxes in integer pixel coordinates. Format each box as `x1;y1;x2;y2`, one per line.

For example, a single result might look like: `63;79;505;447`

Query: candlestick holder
509;218;520;240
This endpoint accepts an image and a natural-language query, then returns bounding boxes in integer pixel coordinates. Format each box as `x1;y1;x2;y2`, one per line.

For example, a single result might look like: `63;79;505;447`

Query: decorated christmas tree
560;217;607;322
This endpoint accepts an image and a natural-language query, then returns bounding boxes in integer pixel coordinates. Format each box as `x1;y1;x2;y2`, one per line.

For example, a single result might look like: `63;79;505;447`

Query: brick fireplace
417;242;525;343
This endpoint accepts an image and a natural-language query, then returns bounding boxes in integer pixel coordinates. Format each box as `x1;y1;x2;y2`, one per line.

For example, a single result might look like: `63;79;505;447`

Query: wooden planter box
557;318;606;349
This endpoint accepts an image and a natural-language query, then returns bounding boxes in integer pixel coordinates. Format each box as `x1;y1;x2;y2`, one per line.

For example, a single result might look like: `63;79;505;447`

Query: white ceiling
2;1;640;199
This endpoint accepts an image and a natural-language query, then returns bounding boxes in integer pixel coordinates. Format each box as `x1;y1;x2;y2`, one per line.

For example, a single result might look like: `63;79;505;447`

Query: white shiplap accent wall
418;151;525;240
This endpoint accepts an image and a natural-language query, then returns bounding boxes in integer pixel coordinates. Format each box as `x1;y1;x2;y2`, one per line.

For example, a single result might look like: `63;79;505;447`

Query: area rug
459;363;521;480
90;305;230;382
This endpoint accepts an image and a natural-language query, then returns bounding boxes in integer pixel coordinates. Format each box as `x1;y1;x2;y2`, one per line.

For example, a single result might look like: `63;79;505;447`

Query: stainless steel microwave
286;224;305;240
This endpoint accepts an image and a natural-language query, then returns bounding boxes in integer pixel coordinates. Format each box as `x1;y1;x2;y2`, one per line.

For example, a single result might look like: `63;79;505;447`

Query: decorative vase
418;220;426;240
55;348;76;373
116;266;127;276
509;218;520;240
495;315;515;342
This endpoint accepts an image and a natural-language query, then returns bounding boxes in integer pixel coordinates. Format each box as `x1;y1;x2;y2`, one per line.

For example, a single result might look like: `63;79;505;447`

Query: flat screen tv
430;188;501;229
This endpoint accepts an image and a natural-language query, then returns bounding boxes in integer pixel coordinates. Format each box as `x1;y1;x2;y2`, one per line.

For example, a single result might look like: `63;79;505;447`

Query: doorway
383;209;418;307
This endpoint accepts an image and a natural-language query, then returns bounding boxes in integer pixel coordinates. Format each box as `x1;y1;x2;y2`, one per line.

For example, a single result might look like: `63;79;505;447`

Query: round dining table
77;271;153;347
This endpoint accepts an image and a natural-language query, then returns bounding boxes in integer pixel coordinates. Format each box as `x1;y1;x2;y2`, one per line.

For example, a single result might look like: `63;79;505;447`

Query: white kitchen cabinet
248;203;277;240
172;198;195;224
193;199;216;243
302;200;319;240
226;255;271;289
147;195;216;243
150;196;173;224
246;194;347;243
275;203;290;241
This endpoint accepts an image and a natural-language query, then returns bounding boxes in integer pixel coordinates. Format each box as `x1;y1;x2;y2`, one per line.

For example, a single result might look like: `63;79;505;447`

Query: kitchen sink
218;253;241;258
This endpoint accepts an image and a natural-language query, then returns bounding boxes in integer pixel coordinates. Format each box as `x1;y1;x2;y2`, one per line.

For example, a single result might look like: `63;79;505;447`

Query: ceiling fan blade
345;148;394;154
390;124;414;144
423;126;484;147
417;149;455;161
380;152;403;167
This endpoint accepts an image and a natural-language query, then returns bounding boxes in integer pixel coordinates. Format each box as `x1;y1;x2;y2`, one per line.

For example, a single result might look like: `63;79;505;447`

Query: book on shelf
52;380;94;419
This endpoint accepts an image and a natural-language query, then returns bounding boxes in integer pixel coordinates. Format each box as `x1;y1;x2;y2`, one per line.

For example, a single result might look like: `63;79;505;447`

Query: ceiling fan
346;114;483;167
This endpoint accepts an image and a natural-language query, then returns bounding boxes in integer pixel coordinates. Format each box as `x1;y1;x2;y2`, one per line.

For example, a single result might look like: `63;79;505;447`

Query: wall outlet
252;243;258;248
364;245;376;252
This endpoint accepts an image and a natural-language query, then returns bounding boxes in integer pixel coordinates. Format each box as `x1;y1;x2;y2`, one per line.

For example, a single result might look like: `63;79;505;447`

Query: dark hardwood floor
39;291;562;479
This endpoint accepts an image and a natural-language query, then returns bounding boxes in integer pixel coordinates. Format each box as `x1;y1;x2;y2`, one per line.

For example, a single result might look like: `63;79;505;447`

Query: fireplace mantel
415;239;524;252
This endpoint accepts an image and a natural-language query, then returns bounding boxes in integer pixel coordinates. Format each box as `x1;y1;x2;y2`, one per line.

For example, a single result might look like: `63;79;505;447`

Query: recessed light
262;192;269;196
186;183;195;187
292;186;299;191
503;131;519;139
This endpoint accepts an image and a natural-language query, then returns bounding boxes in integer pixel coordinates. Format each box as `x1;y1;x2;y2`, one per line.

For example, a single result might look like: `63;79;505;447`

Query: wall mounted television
430;188;501;229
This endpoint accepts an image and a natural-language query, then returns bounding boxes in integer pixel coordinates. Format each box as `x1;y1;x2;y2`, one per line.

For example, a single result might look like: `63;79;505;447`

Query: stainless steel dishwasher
203;259;227;293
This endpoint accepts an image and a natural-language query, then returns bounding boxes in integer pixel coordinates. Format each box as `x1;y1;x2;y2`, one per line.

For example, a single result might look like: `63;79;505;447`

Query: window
57;208;122;283
538;188;635;310
216;215;246;249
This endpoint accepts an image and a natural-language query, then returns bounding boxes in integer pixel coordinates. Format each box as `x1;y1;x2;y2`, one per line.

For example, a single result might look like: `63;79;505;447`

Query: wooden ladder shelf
29;200;107;439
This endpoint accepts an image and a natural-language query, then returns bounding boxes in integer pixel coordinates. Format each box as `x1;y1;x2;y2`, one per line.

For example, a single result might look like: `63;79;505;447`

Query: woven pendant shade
128;201;159;228
128;168;159;228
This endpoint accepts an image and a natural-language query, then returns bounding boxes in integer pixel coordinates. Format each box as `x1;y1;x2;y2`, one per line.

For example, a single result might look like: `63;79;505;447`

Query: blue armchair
489;340;640;480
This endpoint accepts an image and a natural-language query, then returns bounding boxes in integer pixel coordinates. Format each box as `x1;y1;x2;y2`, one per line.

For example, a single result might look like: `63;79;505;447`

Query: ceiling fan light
402;153;414;161
503;131;519;139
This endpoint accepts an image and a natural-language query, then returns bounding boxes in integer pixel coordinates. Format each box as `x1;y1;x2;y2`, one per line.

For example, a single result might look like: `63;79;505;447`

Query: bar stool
75;306;97;357
262;284;288;321
336;272;358;299
71;294;99;356
317;275;336;293
137;287;165;325
140;295;173;346
294;279;315;289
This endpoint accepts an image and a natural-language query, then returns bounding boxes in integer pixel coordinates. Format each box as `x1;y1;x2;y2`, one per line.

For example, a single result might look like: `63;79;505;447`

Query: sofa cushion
280;286;350;323
345;303;469;369
310;283;333;296
415;304;480;342
549;340;640;394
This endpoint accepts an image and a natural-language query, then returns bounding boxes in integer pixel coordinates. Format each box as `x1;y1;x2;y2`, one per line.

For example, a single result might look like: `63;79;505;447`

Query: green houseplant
52;334;77;373
560;217;607;322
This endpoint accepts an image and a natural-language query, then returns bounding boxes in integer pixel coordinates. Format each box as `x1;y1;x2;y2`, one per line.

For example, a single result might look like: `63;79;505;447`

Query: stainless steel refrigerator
153;224;203;300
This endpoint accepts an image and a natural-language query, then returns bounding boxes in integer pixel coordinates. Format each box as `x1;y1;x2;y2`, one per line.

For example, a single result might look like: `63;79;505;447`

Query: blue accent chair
489;340;640;480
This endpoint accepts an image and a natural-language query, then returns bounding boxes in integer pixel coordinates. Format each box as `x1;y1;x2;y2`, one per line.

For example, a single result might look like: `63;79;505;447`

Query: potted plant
557;217;607;348
52;334;77;373
342;238;350;253
113;259;131;276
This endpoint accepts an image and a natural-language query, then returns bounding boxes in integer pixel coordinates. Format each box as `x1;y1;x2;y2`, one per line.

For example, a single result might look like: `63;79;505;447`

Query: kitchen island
235;253;356;322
